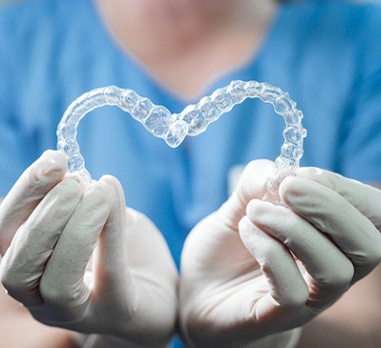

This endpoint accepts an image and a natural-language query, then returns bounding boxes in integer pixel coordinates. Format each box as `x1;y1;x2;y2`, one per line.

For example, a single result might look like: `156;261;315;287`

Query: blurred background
1;0;381;4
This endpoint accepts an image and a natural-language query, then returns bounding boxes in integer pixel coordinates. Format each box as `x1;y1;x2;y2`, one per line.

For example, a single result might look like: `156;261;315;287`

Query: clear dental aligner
57;80;307;203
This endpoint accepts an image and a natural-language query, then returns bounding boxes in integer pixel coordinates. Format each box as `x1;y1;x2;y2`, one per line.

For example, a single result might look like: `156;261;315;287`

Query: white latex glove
0;150;177;347
179;159;381;348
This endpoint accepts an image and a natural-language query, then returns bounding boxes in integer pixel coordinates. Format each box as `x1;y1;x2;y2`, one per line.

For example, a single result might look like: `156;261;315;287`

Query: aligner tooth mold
57;80;307;203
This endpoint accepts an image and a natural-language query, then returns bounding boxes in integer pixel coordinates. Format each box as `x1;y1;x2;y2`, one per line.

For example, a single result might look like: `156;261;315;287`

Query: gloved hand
0;150;177;347
179;159;381;348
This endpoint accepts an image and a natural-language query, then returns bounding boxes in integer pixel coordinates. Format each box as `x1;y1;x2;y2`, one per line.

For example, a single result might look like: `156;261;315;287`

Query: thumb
92;175;139;309
0;150;67;255
219;159;276;227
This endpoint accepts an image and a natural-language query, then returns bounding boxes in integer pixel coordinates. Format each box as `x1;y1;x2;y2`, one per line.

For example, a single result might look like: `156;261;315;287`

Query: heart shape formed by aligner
56;80;306;202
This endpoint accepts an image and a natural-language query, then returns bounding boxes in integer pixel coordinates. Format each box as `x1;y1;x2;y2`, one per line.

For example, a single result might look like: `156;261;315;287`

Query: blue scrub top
1;0;381;266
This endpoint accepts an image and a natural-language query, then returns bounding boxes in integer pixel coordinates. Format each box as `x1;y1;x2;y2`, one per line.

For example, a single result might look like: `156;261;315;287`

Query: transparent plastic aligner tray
57;80;307;203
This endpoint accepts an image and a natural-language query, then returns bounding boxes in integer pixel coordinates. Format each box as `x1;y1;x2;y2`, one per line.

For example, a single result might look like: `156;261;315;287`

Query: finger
246;199;354;309
297;167;381;230
37;181;112;322
94;176;127;279
0;150;67;254
0;179;82;306
90;176;177;338
280;176;381;282
239;216;309;309
99;176;177;285
92;176;138;305
220;159;276;224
